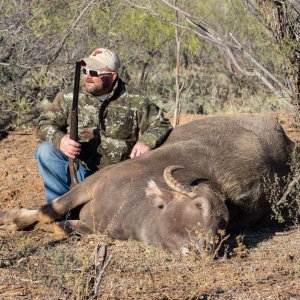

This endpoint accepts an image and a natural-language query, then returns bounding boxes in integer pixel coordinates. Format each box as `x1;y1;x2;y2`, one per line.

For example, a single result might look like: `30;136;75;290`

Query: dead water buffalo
0;114;296;253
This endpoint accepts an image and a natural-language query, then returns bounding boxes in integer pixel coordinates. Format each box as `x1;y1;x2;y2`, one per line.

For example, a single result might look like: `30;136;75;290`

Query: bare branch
155;0;295;109
286;0;300;12
125;0;223;45
241;0;265;23
223;45;292;107
47;0;99;65
160;0;223;44
240;0;300;101
160;0;211;28
229;33;297;100
277;174;300;206
224;47;256;78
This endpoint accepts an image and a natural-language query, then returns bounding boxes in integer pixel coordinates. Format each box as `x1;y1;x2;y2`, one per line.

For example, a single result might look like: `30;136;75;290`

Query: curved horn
163;165;195;198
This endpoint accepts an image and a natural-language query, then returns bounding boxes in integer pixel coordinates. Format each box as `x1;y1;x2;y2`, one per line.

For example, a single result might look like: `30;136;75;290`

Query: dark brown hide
0;114;295;252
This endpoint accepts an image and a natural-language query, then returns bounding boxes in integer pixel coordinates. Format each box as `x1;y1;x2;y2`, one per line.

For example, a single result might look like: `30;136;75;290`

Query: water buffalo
0;114;296;253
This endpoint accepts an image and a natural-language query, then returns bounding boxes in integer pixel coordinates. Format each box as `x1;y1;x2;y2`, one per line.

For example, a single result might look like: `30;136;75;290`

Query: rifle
69;61;81;188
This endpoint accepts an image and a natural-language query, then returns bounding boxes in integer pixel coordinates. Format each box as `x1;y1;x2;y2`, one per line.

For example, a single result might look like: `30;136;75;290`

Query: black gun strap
99;100;110;131
98;79;126;131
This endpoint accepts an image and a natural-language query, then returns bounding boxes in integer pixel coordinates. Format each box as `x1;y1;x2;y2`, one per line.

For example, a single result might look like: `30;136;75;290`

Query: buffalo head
144;165;229;254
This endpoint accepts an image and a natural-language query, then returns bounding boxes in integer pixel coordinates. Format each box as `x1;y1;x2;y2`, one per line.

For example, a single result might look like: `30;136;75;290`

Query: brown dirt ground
0;113;299;299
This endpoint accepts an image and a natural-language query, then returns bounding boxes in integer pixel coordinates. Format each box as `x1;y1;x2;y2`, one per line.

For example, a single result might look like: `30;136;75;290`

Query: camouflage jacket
37;79;172;171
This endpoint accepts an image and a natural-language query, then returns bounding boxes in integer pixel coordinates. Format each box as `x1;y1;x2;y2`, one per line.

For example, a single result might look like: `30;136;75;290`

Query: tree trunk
244;0;300;103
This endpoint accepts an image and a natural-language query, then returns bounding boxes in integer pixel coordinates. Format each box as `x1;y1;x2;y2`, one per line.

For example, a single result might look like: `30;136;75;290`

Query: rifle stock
69;61;81;187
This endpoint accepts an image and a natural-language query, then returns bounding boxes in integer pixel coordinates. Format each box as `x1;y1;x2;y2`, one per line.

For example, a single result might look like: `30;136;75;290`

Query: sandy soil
0;113;299;299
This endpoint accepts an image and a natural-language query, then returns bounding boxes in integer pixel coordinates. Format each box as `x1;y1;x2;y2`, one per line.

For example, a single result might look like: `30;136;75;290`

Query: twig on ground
86;243;113;299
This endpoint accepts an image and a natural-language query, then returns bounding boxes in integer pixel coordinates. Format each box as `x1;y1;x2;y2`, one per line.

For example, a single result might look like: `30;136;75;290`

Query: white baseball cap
80;48;121;72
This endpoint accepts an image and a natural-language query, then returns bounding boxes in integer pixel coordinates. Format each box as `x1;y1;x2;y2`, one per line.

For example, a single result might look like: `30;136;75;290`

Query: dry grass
0;113;300;299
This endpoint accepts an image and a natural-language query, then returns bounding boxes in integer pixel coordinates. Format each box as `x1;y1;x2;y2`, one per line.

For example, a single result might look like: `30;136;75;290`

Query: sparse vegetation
264;150;300;225
1;0;299;123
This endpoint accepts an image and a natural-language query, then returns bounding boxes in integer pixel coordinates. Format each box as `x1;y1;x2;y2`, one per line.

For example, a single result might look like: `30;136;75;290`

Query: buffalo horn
163;165;195;198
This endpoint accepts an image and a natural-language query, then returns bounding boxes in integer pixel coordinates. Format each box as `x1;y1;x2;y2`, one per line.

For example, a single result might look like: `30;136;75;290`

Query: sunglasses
82;67;113;77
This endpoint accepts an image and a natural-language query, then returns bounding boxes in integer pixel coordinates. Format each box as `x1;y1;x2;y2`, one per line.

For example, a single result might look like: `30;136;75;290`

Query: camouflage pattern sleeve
138;100;173;149
37;92;69;149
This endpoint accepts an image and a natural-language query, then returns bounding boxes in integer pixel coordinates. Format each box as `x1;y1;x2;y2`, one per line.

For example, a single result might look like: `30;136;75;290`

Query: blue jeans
35;142;92;202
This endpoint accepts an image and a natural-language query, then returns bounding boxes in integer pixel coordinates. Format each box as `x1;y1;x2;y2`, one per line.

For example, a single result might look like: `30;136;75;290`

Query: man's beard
85;85;102;96
84;80;110;96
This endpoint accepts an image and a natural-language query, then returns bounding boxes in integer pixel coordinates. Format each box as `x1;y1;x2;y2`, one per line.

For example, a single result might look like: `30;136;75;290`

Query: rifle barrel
69;61;81;187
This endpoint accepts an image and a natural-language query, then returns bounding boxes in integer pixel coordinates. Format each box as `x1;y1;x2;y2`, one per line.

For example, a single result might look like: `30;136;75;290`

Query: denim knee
35;142;67;162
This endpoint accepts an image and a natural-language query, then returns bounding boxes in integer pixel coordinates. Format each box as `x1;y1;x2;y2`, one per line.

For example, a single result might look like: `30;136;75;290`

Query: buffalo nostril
205;243;214;254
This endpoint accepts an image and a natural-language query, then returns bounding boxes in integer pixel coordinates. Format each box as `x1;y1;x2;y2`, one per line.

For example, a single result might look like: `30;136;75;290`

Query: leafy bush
264;152;300;225
0;0;296;121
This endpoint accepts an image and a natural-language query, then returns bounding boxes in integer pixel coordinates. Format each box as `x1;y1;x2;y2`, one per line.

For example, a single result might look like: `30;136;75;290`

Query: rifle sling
98;79;126;131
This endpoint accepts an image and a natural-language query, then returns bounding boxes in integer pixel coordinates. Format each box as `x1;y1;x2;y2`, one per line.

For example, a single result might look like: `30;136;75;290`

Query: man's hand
130;141;150;158
60;135;81;158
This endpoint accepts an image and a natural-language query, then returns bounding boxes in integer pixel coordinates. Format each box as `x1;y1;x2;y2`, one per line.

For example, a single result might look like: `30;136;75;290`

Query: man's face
82;67;117;96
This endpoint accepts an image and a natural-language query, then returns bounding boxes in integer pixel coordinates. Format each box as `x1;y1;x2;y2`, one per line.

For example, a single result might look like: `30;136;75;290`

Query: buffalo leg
0;182;93;231
38;183;93;223
34;220;93;236
0;208;39;230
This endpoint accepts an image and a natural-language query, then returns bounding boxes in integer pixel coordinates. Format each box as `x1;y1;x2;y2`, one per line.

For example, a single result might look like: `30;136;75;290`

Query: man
35;48;172;202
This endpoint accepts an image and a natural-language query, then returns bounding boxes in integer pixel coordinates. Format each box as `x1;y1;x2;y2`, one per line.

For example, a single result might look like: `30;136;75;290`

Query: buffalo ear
190;178;209;186
146;180;169;209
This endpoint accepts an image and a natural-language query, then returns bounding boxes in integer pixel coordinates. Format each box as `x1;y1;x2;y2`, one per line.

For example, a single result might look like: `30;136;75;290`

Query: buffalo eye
195;202;203;210
158;204;164;209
